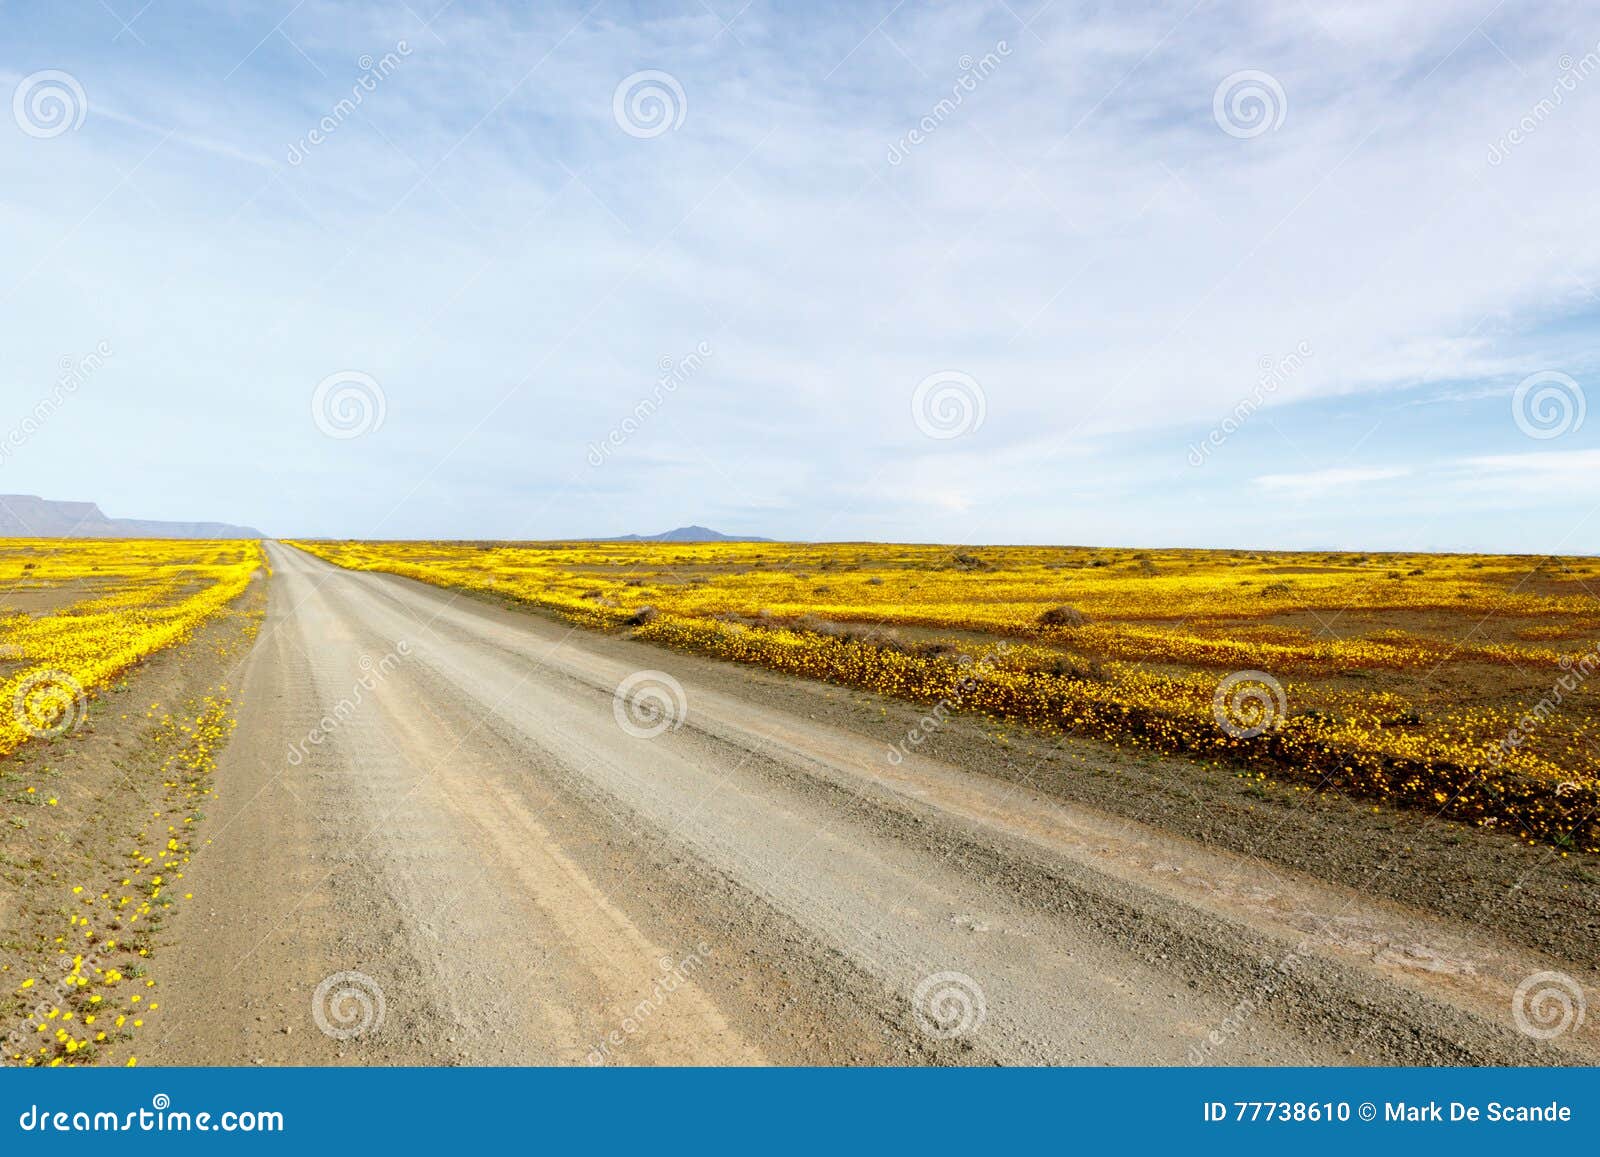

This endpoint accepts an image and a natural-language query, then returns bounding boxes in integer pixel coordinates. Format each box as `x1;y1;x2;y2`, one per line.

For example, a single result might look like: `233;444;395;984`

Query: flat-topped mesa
0;494;262;538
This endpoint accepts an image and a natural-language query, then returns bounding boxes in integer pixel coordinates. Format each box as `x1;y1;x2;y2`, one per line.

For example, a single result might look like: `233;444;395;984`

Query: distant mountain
608;525;772;543
0;495;262;539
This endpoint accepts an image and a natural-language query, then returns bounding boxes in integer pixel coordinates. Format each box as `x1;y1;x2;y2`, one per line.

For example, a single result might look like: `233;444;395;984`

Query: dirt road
142;543;1598;1065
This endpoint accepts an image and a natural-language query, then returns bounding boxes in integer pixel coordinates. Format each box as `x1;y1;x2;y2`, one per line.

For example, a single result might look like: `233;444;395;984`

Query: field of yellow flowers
0;539;262;757
292;540;1600;853
2;538;262;1066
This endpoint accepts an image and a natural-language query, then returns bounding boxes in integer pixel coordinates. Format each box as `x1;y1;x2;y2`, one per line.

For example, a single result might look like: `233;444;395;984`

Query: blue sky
1;0;1597;550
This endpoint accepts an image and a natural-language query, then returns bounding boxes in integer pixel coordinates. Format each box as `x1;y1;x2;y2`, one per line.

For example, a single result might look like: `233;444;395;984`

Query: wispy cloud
1255;466;1413;493
1458;448;1600;495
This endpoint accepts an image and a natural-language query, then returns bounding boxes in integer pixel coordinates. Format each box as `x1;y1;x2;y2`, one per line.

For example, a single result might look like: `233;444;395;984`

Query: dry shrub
1038;604;1087;628
1038;654;1104;681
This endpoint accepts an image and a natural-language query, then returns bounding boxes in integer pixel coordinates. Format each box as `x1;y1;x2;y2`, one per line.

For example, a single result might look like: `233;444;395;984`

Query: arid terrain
3;539;1596;1066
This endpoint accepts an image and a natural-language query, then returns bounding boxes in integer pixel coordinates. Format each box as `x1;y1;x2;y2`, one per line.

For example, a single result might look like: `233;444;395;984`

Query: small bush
1040;654;1104;680
1038;604;1088;628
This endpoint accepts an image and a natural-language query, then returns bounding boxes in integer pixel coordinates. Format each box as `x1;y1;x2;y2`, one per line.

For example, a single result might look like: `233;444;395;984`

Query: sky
1;0;1598;551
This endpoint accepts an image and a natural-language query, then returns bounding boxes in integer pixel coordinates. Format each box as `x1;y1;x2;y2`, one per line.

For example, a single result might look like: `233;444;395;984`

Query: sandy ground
133;543;1598;1066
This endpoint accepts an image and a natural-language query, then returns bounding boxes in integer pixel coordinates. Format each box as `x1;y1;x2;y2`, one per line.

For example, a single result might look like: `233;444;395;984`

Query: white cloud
1255;466;1413;492
1457;448;1600;495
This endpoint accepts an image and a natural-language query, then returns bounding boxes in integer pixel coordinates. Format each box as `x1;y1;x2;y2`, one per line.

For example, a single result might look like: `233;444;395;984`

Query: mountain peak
608;525;772;543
